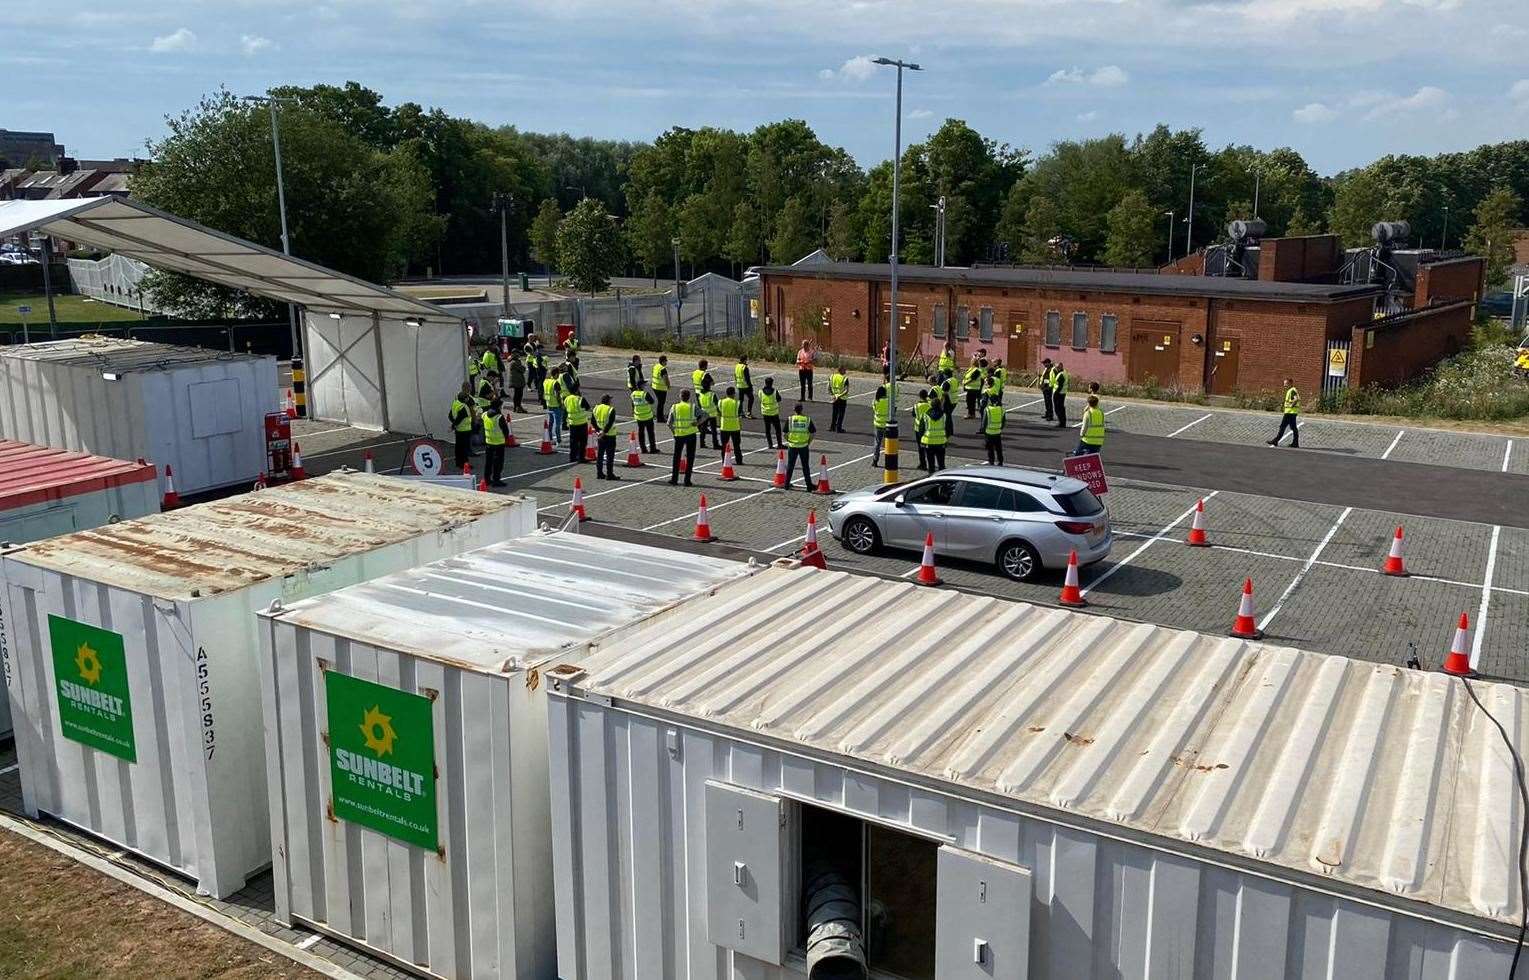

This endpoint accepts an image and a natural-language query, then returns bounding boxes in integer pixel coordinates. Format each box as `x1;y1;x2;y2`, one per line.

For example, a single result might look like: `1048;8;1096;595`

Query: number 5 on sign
405;439;447;476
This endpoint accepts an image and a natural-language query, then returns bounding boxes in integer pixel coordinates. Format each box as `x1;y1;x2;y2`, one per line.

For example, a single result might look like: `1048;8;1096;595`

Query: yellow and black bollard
291;357;307;418
882;420;899;485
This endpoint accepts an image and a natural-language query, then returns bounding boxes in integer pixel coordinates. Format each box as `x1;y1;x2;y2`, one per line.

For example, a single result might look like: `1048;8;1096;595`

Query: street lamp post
873;56;921;485
1185;163;1202;256
672;237;683;339
930;196;947;267
243;94;302;369
1163;211;1175;261
492;192;513;319
1248;163;1261;219
1440;205;1450;250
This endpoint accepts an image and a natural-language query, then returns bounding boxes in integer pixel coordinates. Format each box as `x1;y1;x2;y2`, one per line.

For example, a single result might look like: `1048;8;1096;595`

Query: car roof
914;465;1091;496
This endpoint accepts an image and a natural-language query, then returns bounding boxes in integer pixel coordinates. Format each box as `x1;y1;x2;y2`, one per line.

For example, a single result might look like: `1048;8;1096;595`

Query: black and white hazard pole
873;56;921;486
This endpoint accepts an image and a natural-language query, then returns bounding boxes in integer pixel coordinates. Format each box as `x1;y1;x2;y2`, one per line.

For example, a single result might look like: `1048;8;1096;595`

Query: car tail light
1056;521;1095;535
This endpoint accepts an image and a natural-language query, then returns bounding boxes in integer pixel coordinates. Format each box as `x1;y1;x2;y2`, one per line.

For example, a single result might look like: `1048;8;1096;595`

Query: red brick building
760;257;1481;397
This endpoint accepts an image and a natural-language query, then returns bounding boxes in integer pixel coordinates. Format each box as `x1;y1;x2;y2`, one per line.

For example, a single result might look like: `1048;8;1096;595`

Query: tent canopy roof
0;198;460;325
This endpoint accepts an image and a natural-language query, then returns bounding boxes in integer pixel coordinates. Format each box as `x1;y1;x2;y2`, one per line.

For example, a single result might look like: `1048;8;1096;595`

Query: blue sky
10;0;1528;174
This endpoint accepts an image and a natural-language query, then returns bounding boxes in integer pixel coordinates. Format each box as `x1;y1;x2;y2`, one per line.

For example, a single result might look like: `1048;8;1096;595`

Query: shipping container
547;566;1528;979
0;440;160;740
256;530;757;979
0;337;278;495
0;472;535;897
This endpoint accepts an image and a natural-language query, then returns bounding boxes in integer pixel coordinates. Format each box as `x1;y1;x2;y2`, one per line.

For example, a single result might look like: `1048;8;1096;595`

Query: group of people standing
452;334;583;485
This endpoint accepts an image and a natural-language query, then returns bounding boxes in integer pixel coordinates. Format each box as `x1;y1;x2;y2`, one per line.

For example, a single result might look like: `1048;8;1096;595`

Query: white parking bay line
1165;413;1213;439
1080;491;1219;597
642;453;875;531
1256;507;1352;633
1469;525;1500;673
1381;429;1405;460
1504;441;1514;474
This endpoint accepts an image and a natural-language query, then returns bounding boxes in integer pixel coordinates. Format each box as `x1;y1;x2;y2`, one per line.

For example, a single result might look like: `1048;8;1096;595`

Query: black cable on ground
1461;677;1529;977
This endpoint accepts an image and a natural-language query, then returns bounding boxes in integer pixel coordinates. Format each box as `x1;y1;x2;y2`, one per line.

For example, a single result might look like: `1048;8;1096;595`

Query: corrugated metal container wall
0;338;278;495
257;531;756;979
546;567;1527;980
0;441;159;739
0;472;535;897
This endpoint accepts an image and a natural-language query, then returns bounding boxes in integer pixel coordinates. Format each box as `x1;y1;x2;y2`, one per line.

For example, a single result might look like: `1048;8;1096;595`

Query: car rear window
1055;488;1104;516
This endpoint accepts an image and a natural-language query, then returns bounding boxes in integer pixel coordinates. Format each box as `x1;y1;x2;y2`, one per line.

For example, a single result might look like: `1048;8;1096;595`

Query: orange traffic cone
538;417;555;455
478;476;489;492
505;415;519;448
1442;613;1473;676
462;461;473;476
285;389;298;419
814;454;832;495
720;445;738;481
161;465;180;509
584;424;598;462
1230;578;1263;640
800;509;827;569
626;430;643;468
1382;526;1408;576
772;449;787;488
363;450;375;474
679;455;689;474
914;532;942;586
693;494;716;542
1186;498;1209;547
1058;550;1087;607
289;441;307;480
571;476;588;522
253;472;269;492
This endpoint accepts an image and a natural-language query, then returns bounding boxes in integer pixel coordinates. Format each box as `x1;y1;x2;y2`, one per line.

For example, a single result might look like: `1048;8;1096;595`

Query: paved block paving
1481;593;1529;682
1102;403;1217;438
1386;426;1513;472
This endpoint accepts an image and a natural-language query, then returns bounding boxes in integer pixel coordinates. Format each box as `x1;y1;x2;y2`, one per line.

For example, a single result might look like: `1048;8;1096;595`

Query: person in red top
796;340;816;401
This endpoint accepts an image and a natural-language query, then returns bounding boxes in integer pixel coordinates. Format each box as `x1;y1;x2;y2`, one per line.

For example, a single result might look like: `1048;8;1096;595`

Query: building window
1100;313;1118;353
1072;312;1089;349
978;306;994;343
955;305;970;340
932;303;947;339
796;804;937;979
1044;310;1061;346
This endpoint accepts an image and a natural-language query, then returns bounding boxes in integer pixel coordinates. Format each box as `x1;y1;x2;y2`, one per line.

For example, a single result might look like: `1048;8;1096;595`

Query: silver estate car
826;465;1112;581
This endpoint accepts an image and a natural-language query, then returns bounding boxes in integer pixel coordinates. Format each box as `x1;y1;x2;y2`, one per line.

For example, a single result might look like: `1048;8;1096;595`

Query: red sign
1063;452;1109;495
264;411;292;478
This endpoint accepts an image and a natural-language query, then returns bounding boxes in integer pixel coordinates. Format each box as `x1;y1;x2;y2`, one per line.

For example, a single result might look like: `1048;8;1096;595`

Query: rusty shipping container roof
0;440;156;511
7;471;527;599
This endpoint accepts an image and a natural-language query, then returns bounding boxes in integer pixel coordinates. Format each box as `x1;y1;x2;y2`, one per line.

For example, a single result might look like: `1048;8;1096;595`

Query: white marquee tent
0;197;467;434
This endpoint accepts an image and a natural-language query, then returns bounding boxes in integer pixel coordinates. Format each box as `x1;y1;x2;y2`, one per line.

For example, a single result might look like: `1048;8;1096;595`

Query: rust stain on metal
525;668;540;691
1063;731;1094;745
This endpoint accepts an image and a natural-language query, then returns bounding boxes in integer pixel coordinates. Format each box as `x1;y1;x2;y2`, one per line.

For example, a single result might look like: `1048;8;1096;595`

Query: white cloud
1046;65;1128;87
149;27;196;52
1363;85;1450;119
1077;110;1099;122
821;55;877;83
1510;79;1529;105
1292;102;1338;123
907;108;933;119
240;34;273;57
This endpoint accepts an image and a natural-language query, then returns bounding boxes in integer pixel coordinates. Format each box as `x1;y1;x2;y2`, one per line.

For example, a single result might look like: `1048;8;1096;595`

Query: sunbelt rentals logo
326;672;437;851
48;615;136;762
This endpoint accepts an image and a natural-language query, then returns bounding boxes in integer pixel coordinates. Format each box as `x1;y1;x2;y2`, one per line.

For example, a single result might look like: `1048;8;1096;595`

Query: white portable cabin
0;337;277;496
0;472;535;897
256;531;757;979
547;566;1527;979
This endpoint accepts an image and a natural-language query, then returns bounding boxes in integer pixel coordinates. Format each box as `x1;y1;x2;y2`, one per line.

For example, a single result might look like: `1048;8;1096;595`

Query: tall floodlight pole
243;94;301;366
1163;211;1175;261
1185;163;1201;255
492;192;513;318
1249;163;1261;219
1440;205;1450;250
873;56;921;485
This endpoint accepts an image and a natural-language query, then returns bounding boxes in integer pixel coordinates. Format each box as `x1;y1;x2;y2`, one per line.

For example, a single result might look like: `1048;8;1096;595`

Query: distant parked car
1479;292;1514;318
826;465;1112;581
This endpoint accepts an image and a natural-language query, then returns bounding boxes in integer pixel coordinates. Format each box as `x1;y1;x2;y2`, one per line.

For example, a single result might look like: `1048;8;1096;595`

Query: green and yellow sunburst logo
359;705;397;757
74;643;103;686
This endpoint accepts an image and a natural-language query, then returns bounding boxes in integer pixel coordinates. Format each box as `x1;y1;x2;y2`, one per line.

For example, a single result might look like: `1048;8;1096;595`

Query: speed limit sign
405;439;448;476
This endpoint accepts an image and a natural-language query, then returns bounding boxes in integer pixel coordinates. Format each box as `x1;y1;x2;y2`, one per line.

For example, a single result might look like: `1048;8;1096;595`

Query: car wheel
997;540;1042;582
842;516;881;555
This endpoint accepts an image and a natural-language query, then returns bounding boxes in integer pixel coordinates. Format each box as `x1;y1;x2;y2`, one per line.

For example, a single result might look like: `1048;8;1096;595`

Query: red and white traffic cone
284;389;298;420
1230;578;1263;640
538;417;555;455
462;461;473;476
1442;613;1473;676
693;494;716;542
253;472;269;492
626;430;643;468
363;450;375;474
1382;526;1408;576
679;455;689;474
720;445;738;481
478;476;489;492
914;532;942;586
571;477;588;522
800;509;828;569
772;449;787;489
814;454;832;495
584;424;598;462
1186;498;1209;547
289;441;307;480
505;415;519;448
1058;550;1087;607
161;465;180;509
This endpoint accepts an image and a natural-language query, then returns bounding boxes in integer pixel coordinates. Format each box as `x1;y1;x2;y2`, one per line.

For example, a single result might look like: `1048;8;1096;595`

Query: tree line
131;81;1529;311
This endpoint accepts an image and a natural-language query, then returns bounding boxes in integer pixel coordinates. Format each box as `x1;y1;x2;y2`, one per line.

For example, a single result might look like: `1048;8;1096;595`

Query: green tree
769;195;818;263
556;198;622;294
1328;168;1392;247
725;201;765;271
825;199;861;261
1463;187;1522;288
1103;190;1158;267
627;191;674;285
1285;207;1323;236
132;88;440;314
529;198;562;279
1019;197;1064;264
